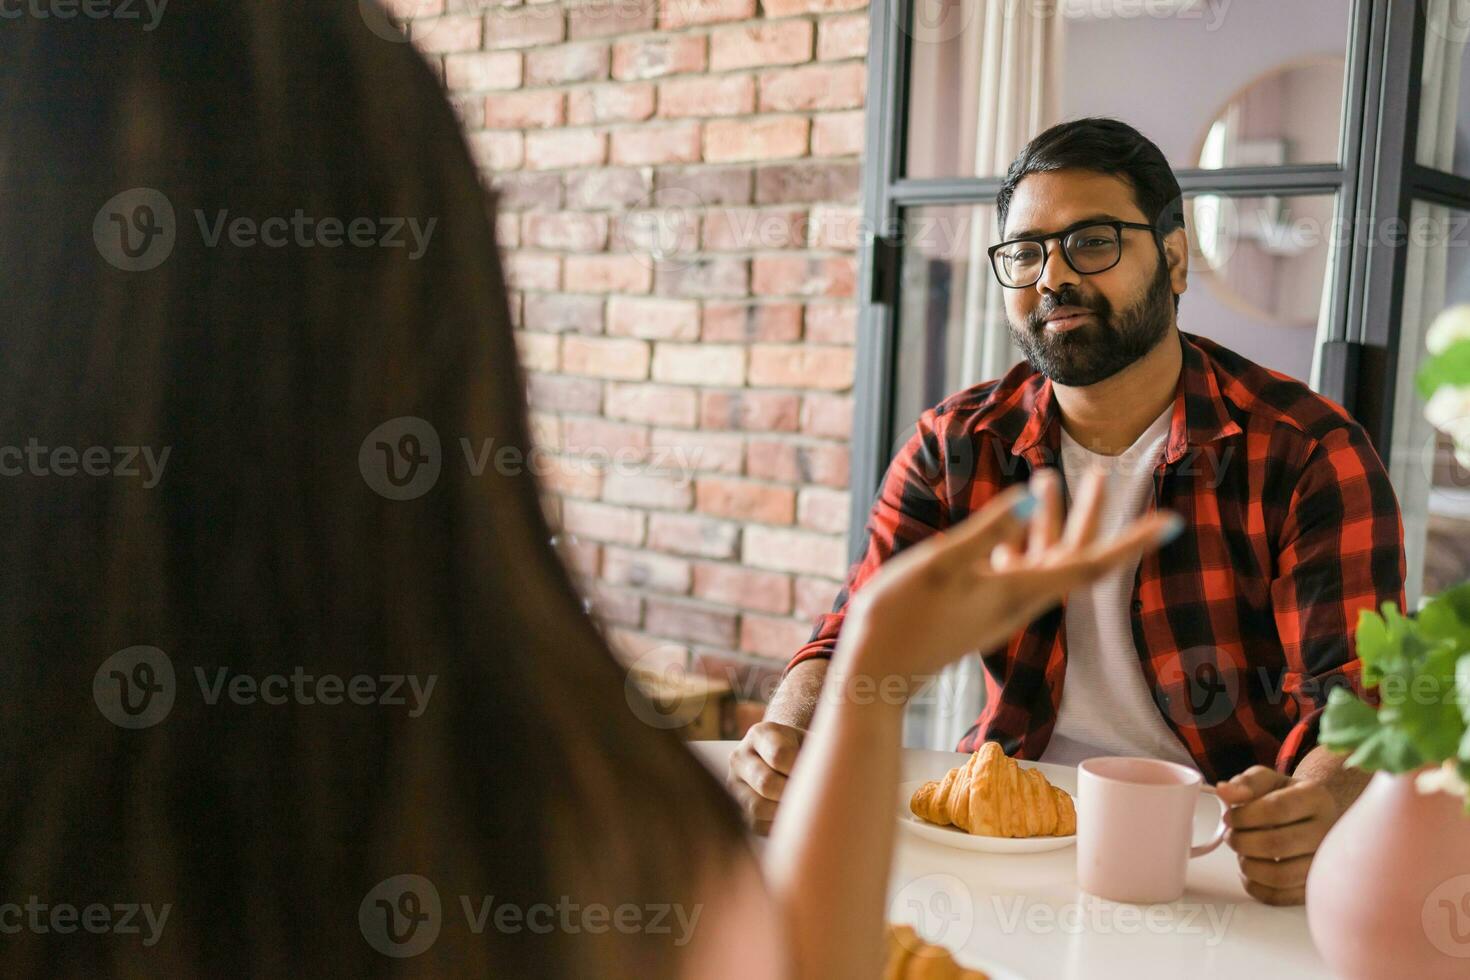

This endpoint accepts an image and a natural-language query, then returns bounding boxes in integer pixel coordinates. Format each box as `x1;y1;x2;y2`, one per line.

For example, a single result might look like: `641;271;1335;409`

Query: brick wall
392;0;869;731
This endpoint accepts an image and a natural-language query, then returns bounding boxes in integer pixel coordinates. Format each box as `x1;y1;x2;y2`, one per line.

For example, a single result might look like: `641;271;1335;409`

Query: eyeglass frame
987;218;1165;289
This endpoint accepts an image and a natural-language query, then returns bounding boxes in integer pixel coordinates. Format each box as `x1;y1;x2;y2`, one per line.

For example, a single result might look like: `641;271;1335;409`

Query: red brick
660;0;757;29
796;486;849;534
653;257;750;298
564;417;651;457
528;410;561;449
514;331;560;372
606;382;699;427
492;172;565;211
809;205;861;250
504;252;562;291
762;0;866;13
411;15;482;53
603;469;695;510
755;161;861;204
704;117;808;164
603;546;692;594
565;168;653;210
525;130;608;170
484;5;566;49
526;43;612;86
607;296;701;340
656;166;753;205
658;75;757;119
568;0;657;39
485;90;566;129
650;428;745;475
804;301;856;343
585;583;643;627
445;51;523;92
702;208;807;250
759;64;866;112
800;392;853;438
562;499;647;545
559;536;602;579
523;293;605;334
384;0;444;17
567;83;656;125
699;389;799;431
527;373;602;413
613;35;707;81
652;344;746;386
748;344;855;389
562;335;650;380
696;478;795;524
710;22;813;72
702;301;802;342
818;12;869;60
447;92;486;131
752;255;856;298
794;575;842;619
646;597;738;647
605;627;688;670
743;525;846;578
648;513;741;558
538;453;603;499
563;254;654;293
811;110;866;157
523;212;610;252
467;131;525;171
746;438;849;487
608;206;701;257
692;563;793;615
739;613;813;659
610;122;703;166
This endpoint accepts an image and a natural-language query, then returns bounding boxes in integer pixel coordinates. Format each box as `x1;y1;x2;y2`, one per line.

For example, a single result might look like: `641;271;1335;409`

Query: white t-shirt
1038;406;1199;771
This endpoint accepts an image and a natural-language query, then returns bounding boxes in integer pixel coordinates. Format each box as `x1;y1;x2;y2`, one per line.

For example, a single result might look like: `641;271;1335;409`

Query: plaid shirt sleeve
785;408;953;673
1270;422;1405;774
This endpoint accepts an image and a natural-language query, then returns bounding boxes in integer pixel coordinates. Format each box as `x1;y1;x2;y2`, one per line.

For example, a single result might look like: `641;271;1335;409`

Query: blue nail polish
1012;493;1038;521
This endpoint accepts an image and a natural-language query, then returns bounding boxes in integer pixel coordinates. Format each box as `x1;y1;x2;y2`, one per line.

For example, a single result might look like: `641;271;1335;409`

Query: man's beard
1008;263;1174;387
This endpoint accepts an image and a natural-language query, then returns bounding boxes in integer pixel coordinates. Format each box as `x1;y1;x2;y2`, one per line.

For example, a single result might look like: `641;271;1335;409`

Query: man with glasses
729;117;1406;906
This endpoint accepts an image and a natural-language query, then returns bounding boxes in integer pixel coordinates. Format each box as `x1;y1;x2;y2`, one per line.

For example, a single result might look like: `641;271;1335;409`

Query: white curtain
904;0;1065;751
1385;0;1467;609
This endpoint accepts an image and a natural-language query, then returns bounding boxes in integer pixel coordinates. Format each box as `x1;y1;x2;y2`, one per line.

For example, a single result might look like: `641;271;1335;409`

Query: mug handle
1189;792;1229;858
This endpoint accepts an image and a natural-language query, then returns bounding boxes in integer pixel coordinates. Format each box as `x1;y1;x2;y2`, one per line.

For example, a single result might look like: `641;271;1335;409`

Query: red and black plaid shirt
788;332;1405;782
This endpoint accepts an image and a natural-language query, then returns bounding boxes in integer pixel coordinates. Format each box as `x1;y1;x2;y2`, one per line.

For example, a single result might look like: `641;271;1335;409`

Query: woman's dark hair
0;2;748;976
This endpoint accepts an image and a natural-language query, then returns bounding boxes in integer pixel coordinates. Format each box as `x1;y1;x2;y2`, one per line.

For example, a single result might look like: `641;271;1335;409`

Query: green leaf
1346;726;1422;773
1356;605;1392;685
1320;686;1381;753
1417;339;1470;399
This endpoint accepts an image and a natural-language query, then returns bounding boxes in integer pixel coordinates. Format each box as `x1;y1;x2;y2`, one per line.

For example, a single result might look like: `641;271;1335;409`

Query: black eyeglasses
988;219;1161;289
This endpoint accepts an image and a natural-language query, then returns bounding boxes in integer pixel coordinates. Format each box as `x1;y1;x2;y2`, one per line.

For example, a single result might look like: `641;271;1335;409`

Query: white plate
897;778;1077;853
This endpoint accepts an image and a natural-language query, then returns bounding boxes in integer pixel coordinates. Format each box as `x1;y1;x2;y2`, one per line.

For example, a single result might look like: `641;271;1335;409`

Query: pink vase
1306;767;1470;979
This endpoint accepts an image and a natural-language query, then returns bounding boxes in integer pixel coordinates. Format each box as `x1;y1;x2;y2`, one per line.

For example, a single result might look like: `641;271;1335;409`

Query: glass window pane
1416;0;1470;177
1387;200;1470;606
888;194;1336;446
905;0;1351;179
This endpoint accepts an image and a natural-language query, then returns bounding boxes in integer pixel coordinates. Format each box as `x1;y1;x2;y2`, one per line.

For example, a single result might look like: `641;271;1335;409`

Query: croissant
884;924;989;980
909;741;1076;837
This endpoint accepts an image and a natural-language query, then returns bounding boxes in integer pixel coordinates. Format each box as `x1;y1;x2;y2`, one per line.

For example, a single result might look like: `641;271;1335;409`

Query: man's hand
728;721;805;835
1215;765;1340;906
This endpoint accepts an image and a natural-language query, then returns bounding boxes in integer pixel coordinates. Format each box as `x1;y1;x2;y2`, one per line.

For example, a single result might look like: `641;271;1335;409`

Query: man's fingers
1237;854;1313;890
730;747;788;801
930;483;1033;571
1027;469;1063;556
725;775;779;830
1225;819;1323;860
1241;878;1306;907
1225;781;1332;830
1216;765;1291;806
749;723;803;776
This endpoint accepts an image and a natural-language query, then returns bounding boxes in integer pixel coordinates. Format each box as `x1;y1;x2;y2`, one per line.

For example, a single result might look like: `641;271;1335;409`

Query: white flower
1425;384;1470;463
1416;759;1470;799
1426;305;1470;356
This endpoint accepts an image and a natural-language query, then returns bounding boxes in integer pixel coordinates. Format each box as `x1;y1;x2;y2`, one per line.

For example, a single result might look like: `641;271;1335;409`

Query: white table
691;741;1334;980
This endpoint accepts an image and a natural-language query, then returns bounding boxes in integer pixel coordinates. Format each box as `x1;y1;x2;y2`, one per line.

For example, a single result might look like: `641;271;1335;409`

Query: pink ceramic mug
1076;757;1228;904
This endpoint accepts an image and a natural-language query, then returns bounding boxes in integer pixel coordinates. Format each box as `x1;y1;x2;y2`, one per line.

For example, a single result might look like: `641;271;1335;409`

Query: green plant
1320;583;1470;812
